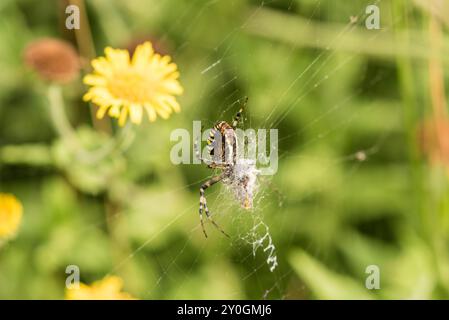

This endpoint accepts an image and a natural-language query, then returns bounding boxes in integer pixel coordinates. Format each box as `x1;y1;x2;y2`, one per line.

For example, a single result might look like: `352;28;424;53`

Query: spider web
96;0;397;299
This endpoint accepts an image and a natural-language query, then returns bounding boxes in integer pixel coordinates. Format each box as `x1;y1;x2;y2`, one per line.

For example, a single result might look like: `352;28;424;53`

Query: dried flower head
83;41;183;126
0;193;23;239
65;275;135;300
24;38;80;84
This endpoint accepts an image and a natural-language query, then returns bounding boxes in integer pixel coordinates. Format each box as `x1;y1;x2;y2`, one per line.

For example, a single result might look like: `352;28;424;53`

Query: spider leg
231;96;248;129
199;174;230;238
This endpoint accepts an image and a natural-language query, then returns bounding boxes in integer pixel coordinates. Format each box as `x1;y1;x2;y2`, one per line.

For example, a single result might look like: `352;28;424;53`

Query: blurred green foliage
1;0;449;299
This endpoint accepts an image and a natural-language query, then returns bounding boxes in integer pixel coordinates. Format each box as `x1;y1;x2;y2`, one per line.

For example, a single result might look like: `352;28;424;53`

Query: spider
195;98;259;238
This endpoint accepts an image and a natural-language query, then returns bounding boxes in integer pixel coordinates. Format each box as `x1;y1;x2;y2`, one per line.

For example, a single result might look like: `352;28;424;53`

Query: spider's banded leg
204;200;230;238
204;128;227;167
206;127;217;156
231;97;248;128
199;175;230;238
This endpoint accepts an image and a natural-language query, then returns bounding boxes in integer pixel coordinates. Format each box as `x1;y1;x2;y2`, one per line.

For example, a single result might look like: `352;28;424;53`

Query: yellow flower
65;275;135;300
83;41;183;126
0;193;23;239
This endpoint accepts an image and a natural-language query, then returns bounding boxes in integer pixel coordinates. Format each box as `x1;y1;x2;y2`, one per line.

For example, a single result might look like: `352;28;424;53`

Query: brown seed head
24;38;80;84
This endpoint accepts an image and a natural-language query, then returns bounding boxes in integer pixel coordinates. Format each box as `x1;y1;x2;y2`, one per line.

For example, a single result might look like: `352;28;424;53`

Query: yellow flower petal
0;193;23;239
129;103;143;124
96;105;109;119
163;80;184;95
65;276;135;300
105;47;130;69
118;107;128;126
109;104;121;118
132;42;154;69
144;103;157;122
163;95;181;113
91;57;113;77
156;108;170;119
83;75;107;86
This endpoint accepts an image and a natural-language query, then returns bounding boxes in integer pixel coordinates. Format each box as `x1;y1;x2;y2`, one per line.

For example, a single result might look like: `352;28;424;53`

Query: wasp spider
195;98;257;238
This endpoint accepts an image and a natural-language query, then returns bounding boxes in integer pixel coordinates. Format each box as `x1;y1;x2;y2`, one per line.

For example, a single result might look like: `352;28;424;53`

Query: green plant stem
47;85;135;165
394;0;426;234
47;85;84;152
68;0;112;134
0;144;53;166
